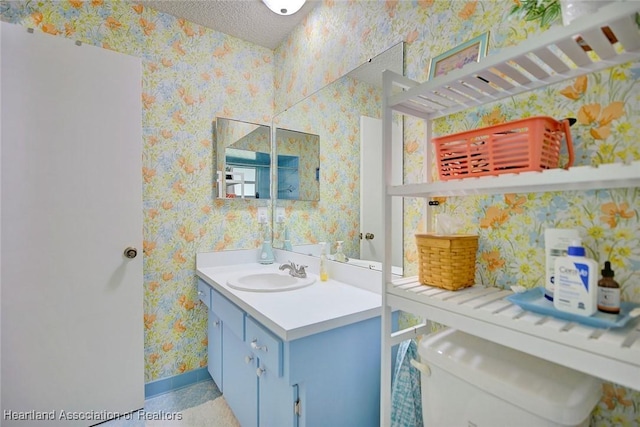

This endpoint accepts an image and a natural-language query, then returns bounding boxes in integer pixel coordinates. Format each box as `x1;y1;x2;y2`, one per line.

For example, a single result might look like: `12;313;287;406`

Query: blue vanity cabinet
223;325;259;427
285;315;382;427
226;325;297;427
199;279;382;427
211;286;298;427
246;316;298;427
198;280;223;390
257;360;298;427
207;311;223;391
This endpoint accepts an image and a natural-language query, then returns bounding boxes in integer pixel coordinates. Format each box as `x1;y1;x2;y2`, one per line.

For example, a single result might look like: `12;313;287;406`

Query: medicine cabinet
214;117;271;200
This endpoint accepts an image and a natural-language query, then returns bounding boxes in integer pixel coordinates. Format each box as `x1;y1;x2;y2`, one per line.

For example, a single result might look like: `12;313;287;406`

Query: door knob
365;233;375;240
124;247;138;259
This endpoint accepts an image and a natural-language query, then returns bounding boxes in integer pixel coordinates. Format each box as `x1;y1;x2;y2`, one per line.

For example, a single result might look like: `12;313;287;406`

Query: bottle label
598;287;620;311
554;257;598;315
558;262;590;291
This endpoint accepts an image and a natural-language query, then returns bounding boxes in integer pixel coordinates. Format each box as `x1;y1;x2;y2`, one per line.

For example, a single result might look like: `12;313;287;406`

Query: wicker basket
416;233;478;291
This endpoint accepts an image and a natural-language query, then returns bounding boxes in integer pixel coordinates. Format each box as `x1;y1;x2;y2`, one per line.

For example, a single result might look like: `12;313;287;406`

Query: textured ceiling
139;0;320;50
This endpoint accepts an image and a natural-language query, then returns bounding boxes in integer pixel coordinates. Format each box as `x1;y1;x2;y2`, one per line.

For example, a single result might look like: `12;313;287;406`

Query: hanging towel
390;339;423;427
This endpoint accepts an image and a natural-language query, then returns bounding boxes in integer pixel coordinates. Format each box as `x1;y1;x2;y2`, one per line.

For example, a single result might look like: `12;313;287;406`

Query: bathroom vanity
196;251;385;427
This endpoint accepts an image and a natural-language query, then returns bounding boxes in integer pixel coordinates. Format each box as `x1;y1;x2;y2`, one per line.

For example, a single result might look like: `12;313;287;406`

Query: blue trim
145;368;212;399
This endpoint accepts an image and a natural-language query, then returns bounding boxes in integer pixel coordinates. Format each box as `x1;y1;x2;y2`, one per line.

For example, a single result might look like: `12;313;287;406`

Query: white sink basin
227;272;316;292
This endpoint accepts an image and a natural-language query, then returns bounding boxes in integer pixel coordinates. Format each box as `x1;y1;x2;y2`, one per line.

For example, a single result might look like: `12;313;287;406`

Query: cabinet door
223;326;258;427
258;359;297;427
207;310;223;391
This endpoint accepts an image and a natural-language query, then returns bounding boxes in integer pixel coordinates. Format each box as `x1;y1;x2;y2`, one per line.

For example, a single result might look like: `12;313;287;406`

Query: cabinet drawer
246;316;283;377
212;289;244;340
197;280;211;309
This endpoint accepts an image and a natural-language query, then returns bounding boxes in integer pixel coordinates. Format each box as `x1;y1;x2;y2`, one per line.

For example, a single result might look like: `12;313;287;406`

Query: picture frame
428;32;489;80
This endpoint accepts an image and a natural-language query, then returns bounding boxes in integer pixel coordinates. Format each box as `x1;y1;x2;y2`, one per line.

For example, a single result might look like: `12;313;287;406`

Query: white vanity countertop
197;263;382;342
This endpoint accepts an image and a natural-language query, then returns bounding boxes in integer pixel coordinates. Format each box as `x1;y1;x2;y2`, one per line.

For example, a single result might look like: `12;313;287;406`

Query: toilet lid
418;328;602;425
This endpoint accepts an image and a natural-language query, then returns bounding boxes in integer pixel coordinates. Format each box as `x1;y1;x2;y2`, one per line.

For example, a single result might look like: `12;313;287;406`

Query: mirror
275;128;320;201
214;117;271;199
273;42;404;273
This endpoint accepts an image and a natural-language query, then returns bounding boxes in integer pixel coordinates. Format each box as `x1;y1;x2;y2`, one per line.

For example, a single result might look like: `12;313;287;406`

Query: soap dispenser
258;225;275;265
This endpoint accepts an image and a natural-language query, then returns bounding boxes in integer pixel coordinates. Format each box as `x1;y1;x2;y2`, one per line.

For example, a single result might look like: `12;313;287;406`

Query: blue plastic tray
506;287;640;329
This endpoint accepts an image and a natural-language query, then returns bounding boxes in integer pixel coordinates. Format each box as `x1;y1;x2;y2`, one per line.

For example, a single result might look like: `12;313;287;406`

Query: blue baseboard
145;367;212;399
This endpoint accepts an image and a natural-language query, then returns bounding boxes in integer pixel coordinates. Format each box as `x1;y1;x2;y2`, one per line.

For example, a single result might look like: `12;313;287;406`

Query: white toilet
418;329;602;427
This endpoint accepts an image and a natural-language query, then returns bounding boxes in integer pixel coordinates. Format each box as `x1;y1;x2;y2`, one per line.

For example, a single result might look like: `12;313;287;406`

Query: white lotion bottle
553;239;598;316
544;228;580;301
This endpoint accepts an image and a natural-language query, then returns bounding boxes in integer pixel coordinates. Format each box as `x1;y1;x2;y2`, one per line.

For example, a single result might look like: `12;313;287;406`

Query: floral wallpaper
2;0;639;424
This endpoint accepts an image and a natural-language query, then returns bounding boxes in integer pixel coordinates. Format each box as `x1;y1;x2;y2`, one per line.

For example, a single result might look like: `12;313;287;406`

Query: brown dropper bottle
597;261;620;314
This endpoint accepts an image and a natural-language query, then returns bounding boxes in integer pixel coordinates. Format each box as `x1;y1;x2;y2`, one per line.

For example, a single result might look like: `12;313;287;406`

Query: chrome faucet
279;261;307;278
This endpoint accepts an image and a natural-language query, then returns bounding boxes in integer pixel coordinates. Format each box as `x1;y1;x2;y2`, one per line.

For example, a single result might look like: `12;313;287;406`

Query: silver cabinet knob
256;367;265;377
245;355;253;364
251;339;267;352
124;247;138;259
365;233;375;240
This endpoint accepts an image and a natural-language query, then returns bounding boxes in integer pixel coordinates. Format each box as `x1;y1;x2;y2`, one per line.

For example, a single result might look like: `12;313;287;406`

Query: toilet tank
418;329;602;427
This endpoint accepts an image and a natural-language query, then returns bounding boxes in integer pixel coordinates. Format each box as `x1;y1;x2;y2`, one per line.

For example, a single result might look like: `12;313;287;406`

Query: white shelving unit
380;3;640;425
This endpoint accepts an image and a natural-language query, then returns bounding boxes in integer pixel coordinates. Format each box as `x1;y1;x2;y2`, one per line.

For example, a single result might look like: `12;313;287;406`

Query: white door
1;22;144;425
360;116;402;268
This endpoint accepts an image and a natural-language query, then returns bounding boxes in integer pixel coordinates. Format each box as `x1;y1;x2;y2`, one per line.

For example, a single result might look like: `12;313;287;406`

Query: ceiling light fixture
262;0;306;16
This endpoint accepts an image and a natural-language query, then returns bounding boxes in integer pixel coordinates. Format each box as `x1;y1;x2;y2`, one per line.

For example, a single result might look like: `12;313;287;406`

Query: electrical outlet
276;207;285;223
257;207;268;224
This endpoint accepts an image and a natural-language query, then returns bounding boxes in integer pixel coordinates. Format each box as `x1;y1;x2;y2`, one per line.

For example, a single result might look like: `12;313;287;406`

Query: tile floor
98;379;221;426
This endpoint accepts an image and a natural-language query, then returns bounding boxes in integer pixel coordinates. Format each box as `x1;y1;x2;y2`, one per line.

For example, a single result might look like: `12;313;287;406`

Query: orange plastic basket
432;116;574;181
